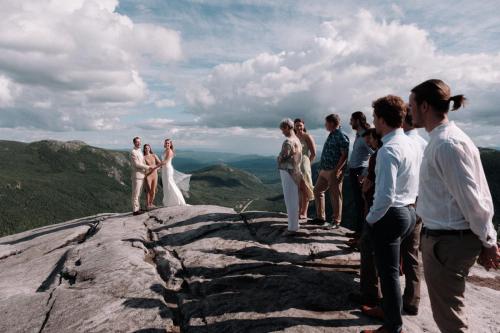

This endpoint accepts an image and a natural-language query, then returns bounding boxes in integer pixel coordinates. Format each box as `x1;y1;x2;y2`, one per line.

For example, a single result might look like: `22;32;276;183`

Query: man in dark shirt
312;114;350;228
355;128;382;307
349;111;374;237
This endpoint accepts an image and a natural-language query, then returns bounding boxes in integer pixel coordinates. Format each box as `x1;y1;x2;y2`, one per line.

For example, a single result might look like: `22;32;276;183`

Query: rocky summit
0;206;499;333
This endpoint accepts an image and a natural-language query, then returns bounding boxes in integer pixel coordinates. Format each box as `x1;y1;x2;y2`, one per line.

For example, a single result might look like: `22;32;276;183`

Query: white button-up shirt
366;128;421;224
405;129;428;153
406;129;427;189
417;121;497;247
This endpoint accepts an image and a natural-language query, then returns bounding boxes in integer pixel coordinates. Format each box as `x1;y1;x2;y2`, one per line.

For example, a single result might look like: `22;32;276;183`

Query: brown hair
362;128;382;148
294;118;307;132
143;144;153;155
411;79;466;112
404;104;413;126
372;95;406;128
133;136;140;144
351;111;371;130
325;114;340;127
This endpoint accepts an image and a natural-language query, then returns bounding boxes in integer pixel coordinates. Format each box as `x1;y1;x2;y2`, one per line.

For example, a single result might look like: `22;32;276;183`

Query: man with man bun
410;79;499;332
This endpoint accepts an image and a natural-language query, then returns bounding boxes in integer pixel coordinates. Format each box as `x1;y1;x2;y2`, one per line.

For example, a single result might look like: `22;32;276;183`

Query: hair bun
449;95;466;111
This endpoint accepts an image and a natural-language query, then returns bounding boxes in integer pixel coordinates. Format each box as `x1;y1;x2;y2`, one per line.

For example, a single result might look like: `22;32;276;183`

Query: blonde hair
165;138;174;151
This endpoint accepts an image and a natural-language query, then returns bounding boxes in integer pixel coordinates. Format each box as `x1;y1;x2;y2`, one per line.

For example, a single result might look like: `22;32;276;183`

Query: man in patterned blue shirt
313;114;350;228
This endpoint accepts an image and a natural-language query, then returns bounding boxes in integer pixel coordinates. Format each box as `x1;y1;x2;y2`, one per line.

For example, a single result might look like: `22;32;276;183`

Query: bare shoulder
305;133;315;145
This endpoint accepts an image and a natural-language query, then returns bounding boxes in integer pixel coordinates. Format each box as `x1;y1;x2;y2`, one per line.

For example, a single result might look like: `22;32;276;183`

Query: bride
161;138;190;207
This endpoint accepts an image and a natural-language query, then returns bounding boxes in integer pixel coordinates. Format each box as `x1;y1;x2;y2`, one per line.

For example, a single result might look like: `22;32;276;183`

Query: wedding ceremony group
129;79;500;333
130;137;190;216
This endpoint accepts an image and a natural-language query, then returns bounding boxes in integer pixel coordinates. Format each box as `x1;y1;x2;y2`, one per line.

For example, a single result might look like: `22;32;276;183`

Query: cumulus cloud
0;0;181;130
185;10;500;129
136;118;175;130
155;98;176;108
0;75;20;107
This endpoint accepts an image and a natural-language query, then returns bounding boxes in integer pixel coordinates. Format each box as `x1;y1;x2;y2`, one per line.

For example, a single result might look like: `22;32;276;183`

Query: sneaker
322;221;334;229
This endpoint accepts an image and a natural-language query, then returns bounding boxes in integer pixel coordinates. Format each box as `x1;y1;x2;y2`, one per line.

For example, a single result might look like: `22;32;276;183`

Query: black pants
369;206;416;333
360;223;380;304
349;167;366;233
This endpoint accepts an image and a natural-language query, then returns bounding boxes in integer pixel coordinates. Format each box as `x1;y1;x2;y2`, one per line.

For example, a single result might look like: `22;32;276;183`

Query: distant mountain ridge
0;140;283;236
1;140;498;237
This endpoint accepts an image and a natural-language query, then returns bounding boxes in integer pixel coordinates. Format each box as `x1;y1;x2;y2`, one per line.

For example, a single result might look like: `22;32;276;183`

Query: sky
1;0;500;155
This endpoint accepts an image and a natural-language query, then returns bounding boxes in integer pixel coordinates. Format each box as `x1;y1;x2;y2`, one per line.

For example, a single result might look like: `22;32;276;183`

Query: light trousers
314;169;344;223
421;232;481;333
280;170;299;232
131;177;145;212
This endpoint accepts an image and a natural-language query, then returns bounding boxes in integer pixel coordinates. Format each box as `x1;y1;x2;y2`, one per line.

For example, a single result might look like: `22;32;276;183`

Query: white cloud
1;1;499;154
390;4;404;18
184;10;500;130
155;98;176;108
0;75;20;107
33;100;52;109
132;23;182;62
0;0;181;130
186;86;216;109
136;118;175;130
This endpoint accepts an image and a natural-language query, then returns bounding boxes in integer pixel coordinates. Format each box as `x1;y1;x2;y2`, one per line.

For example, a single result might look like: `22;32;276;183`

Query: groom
130;137;154;215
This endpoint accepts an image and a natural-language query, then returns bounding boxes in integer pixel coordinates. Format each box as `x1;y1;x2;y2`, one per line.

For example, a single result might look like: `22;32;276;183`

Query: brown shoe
361;326;405;333
361;305;384;321
345;237;360;247
403;305;418;316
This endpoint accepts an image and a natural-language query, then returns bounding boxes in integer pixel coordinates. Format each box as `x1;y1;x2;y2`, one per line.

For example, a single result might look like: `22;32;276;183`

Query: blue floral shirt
320;127;350;170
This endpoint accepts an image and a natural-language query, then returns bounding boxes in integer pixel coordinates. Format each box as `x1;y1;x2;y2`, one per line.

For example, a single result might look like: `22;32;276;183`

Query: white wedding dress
161;154;190;207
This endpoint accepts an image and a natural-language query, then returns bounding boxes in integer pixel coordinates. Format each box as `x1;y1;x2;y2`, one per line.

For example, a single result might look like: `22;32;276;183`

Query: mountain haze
1;140;498;237
0;140;283;236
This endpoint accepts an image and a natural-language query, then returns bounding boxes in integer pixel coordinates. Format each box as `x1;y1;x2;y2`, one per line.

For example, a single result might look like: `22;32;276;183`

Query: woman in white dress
161;139;190;207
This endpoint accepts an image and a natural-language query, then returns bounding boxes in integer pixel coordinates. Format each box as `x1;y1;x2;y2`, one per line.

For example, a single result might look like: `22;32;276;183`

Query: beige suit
130;148;150;212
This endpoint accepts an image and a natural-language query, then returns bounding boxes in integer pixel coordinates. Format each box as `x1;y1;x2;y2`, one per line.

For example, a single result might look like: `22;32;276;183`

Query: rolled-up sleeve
436;141;497;247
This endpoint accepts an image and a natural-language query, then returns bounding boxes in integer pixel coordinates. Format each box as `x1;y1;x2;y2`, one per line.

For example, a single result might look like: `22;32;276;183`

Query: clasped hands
146;164;162;174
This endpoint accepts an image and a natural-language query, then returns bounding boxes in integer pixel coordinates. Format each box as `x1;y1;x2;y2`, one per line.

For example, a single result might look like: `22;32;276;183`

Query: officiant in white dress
161;139;190;207
277;118;303;234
